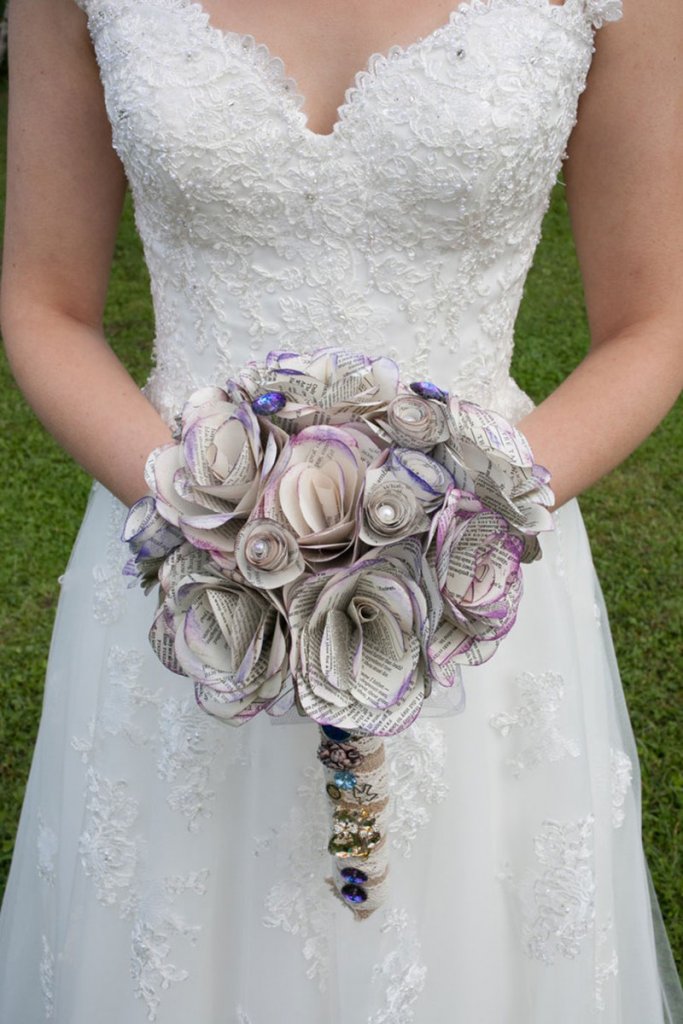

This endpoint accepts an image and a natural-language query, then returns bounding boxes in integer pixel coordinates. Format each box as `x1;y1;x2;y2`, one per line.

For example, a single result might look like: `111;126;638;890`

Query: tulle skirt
0;482;681;1023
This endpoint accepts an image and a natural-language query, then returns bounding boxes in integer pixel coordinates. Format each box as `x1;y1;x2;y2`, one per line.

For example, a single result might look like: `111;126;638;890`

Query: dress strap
583;0;624;29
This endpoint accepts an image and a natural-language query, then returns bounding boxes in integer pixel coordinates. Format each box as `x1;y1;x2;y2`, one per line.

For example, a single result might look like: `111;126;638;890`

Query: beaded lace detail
609;747;633;829
594;916;619;1012
489;670;581;775
36;816;58;886
91;490;129;625
385;721;448;858
498;814;596;965
74;0;619;429
369;909;428;1024
39;935;55;1020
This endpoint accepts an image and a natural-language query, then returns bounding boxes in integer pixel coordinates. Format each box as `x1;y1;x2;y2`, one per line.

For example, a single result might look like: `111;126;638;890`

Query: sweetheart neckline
178;0;584;142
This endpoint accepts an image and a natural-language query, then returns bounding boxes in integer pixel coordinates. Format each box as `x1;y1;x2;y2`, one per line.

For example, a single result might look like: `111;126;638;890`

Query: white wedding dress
1;0;681;1021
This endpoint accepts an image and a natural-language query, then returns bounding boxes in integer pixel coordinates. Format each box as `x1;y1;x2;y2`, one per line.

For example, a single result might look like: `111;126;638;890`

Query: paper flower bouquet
123;348;554;916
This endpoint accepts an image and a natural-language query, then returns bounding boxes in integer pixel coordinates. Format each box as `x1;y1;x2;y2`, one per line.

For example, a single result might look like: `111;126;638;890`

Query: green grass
0;80;681;972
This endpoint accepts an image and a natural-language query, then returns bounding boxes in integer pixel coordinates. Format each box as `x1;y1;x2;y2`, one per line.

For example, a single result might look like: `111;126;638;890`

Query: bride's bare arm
0;0;172;507
519;0;683;509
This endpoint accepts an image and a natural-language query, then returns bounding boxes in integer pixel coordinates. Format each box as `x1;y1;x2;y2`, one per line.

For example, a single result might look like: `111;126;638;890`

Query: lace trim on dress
369;908;428;1024
584;0;623;29
489;670;581;776
498;814;596;965
40;935;56;1020
70;648;224;1019
36;817;58;886
156;695;250;832
385;721;449;858
594;916;619;1012
609;747;633;830
262;762;334;989
92;491;129;626
76;764;210;1021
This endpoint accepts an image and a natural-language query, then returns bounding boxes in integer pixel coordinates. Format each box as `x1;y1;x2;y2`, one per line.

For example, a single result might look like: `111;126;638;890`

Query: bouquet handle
317;724;391;918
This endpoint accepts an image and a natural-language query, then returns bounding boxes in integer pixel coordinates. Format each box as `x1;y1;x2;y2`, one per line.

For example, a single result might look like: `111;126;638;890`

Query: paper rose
149;545;290;724
285;539;432;735
122;495;184;592
258;423;381;566
436;399;555;560
146;387;281;565
228;347;400;432
373;393;452;451
426;489;525;684
235;518;306;589
359;448;451;547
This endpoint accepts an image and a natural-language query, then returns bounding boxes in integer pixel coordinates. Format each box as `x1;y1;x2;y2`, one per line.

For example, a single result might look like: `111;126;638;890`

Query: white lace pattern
609;747;633;829
369;909;427;1024
73;0;614;430
499;814;596;965
489;670;581;776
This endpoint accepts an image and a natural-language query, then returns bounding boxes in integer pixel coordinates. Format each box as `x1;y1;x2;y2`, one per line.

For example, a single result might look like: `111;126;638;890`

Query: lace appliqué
130;871;208;1022
36;816;58;885
498;814;596;965
384;720;448;858
40;935;55;1020
609;747;633;829
369;908;427;1024
594;916;619;1012
262;762;334;989
71;644;160;764
489;670;581;775
92;490;129;625
585;0;623;29
80;0;614;432
77;766;209;1021
156;696;249;833
78;767;142;909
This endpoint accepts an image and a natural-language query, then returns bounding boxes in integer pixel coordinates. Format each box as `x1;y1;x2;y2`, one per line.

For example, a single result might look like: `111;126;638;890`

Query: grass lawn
0;80;680;971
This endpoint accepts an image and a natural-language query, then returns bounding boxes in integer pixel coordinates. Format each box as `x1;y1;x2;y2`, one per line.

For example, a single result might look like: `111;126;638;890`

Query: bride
0;0;681;1020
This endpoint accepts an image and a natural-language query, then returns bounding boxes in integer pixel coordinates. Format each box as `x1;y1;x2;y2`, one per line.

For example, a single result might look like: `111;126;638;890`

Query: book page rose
235;518;306;589
229;347;400;431
258;424;381;566
373;393;452;451
360;448;452;547
146;387;280;564
438;399;555;556
426;490;525;684
122;495;184;592
285;540;430;735
149;545;290;724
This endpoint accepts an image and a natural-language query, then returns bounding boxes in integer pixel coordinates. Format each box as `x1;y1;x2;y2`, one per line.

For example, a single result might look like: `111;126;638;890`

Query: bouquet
123;348;554;917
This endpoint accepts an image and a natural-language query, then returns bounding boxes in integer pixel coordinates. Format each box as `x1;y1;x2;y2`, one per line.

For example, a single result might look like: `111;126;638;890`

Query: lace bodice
76;0;622;424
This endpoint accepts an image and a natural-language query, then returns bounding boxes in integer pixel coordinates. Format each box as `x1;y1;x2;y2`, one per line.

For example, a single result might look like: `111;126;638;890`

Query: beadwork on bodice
76;0;621;425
